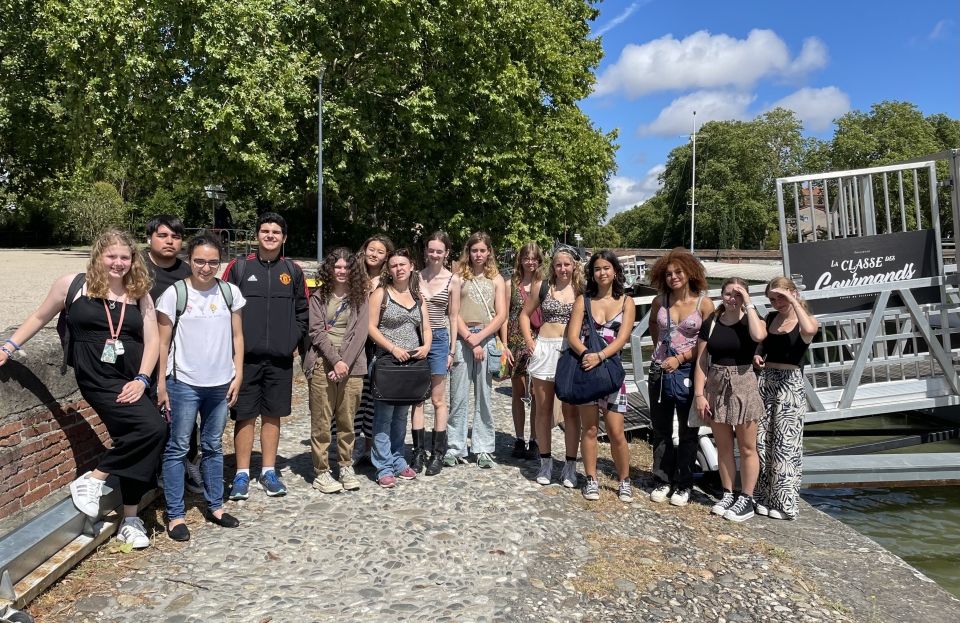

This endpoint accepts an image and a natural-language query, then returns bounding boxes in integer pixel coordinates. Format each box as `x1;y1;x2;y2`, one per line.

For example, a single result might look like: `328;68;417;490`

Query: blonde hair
766;276;810;312
548;249;585;296
458;231;499;281
85;229;152;300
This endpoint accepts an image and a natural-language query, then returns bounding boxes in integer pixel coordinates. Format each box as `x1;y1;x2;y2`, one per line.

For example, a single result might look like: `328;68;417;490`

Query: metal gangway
628;149;960;486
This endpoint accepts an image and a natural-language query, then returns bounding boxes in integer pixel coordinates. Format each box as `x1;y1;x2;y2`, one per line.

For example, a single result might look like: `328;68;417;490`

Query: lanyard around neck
103;298;127;340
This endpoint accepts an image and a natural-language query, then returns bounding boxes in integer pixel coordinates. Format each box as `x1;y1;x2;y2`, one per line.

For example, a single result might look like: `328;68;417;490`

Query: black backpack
56;273;87;373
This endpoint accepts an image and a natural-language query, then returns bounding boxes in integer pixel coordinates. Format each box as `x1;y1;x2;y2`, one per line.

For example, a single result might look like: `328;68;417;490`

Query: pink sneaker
398;467;417;480
378;475;397;488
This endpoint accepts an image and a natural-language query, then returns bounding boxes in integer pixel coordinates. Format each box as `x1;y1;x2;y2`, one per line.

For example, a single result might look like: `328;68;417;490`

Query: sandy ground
0;249;90;331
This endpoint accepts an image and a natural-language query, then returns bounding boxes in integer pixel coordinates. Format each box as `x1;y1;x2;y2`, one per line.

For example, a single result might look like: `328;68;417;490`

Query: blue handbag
657;295;698;408
554;297;625;405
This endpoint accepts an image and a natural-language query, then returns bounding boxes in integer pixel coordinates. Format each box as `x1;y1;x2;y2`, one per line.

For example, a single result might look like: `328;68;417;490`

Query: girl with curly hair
1;229;166;549
446;232;507;469
520;247;585;487
409;232;461;476
502;242;544;459
305;247;371;493
646;247;714;507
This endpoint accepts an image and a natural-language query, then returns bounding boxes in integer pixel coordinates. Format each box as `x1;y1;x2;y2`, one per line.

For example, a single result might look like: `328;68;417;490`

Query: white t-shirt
156;280;246;387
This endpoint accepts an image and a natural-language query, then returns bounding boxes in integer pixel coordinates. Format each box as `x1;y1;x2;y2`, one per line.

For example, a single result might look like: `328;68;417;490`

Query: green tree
61;180;128;243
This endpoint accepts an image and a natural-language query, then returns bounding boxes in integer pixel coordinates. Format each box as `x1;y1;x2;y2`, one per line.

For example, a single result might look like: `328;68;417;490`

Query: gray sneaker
561;461;578;488
617;480;633;503
476;453;495;469
339;466;361;491
536;457;553;485
582;478;600;501
312;470;343;494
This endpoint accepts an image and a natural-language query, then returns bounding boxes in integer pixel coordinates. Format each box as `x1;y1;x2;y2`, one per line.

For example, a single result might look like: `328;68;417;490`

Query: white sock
261;466;275;475
236;469;250;476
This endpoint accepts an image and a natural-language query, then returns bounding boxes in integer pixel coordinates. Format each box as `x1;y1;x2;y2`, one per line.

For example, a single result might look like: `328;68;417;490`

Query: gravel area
0;249;89;330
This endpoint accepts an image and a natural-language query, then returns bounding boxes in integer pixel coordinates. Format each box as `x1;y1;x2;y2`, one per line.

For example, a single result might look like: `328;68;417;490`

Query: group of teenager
0;225;816;552
645;248;818;522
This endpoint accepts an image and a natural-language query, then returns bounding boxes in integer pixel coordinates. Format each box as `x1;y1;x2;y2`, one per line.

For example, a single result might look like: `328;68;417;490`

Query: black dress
68;295;167;482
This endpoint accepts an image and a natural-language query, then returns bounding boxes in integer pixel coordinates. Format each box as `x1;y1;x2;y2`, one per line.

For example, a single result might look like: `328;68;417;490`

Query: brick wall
0;328;110;525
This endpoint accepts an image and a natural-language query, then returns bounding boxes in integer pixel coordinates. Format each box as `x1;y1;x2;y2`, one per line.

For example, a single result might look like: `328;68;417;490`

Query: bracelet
134;374;151;389
598;351;606;361
5;339;21;351
695;393;704;398
0;345;13;358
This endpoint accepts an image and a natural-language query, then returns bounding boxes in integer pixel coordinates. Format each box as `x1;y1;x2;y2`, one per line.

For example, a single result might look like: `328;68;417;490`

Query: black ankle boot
426;430;447;476
411;428;427;473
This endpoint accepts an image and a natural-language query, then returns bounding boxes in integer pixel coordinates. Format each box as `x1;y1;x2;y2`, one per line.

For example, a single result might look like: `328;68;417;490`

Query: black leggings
119;476;155;507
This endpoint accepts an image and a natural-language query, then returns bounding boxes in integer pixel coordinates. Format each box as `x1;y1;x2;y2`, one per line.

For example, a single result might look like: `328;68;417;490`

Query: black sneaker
525;439;539;460
723;494;755;522
511;438;527;458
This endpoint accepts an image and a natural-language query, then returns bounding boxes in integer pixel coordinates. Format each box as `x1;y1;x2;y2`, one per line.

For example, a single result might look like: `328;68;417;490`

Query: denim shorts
428;328;451;376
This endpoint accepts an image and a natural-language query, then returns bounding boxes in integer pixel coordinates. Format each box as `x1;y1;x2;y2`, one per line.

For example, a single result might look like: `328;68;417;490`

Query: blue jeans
447;329;495;457
163;378;230;519
372;400;410;479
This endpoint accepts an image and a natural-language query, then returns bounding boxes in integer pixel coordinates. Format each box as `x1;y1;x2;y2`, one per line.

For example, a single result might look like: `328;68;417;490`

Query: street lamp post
690;111;697;254
317;68;325;263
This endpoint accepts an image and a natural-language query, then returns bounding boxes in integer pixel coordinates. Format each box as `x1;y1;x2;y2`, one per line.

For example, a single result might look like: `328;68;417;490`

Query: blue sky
583;0;960;218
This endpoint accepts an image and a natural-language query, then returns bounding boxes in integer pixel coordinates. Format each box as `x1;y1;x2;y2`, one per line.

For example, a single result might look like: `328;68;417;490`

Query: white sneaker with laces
618;480;634;503
536;458;553;485
561;461;577;488
650;483;671;503
768;508;793;520
70;472;105;518
313;470;344;494
117;517;150;549
339;466;361;491
582;478;600;501
669;488;691;507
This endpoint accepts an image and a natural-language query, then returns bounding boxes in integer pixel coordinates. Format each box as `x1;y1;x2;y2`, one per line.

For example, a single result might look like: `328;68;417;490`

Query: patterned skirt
703;364;764;425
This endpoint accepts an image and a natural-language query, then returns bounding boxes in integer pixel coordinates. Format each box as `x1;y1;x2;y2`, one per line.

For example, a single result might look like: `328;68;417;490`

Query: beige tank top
459;274;495;325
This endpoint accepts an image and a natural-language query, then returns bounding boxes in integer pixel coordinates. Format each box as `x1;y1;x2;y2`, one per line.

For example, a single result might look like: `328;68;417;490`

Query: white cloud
607;165;665;218
593;1;651;38
929;19;953;40
594;29;828;98
639;91;755;136
767;86;851;132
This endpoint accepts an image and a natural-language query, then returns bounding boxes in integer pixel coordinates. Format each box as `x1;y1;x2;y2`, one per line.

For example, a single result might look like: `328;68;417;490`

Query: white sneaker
650;483;671;504
117;517;150;549
754;501;769;516
184;458;203;494
535;457;553;485
70;472;105;518
561;461;578;488
669;488;691;507
768;508;794;520
618;480;634;503
339;466;361;491
312;470;344;494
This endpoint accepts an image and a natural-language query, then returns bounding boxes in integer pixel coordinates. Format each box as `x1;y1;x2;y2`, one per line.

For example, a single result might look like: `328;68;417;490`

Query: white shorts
528;337;568;382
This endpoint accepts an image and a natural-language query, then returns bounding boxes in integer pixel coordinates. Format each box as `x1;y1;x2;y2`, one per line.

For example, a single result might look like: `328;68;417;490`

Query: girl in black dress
0;229;166;549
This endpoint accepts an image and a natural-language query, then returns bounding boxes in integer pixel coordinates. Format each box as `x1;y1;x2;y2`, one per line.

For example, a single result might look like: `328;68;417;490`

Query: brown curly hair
315;247;368;311
649;247;707;295
85;229;152;300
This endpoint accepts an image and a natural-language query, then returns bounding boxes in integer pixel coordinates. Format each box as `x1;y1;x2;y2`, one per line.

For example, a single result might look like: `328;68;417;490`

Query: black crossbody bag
371;289;432;405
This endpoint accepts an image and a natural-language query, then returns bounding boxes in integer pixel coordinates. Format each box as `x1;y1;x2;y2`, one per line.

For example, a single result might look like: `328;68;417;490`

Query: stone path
39;376;960;623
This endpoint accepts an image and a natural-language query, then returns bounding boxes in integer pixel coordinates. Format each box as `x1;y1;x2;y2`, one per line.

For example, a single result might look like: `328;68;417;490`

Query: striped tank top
423;273;453;330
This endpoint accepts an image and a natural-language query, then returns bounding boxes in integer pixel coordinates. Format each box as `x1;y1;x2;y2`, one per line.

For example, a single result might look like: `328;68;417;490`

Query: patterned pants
756;368;806;517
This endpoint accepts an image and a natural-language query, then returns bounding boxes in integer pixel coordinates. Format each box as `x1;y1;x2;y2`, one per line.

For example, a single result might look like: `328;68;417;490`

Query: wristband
5;339;21;351
134;374;151;389
0;345;13;358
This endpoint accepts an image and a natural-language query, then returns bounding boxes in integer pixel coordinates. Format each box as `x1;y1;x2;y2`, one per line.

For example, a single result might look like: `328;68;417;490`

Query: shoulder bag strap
470;278;495;323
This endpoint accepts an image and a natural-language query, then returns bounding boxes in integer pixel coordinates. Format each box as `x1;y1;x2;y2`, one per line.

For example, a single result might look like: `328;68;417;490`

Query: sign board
787;229;939;314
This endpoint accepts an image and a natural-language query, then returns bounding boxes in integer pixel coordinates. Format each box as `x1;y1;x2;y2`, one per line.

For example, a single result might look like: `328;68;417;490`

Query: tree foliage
613;102;958;249
0;0;616;252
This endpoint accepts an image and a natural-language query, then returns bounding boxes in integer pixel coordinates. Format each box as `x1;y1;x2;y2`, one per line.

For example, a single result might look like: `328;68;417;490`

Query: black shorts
231;355;294;421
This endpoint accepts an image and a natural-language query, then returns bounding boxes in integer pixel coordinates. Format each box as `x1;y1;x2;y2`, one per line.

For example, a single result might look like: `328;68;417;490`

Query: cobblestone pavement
42;376;960;623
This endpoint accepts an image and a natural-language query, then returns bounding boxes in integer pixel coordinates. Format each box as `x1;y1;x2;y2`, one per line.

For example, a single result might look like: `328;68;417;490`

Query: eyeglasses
192;259;221;268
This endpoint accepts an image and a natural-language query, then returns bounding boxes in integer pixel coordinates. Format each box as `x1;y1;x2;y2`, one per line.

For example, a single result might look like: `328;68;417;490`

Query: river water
801;413;960;598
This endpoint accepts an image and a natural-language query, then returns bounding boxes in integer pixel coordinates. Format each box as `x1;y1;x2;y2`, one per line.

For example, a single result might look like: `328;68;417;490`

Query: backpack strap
216;278;234;310
538;278;549;303
171;279;189;380
58;273;87;373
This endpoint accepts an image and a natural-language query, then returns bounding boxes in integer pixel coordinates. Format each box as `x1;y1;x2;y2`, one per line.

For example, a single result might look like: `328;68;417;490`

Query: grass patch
572;531;680;596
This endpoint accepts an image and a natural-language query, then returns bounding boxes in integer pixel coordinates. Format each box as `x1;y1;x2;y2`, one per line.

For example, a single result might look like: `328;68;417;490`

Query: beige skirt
704;364;763;425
